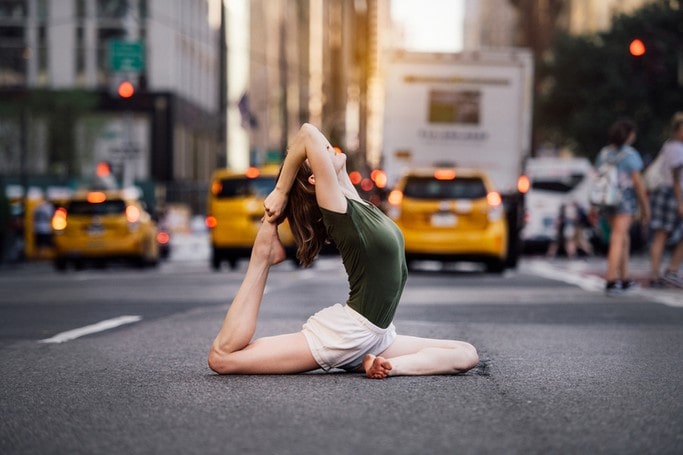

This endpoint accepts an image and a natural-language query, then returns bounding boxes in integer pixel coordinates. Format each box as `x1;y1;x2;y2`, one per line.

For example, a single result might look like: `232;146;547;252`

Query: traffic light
629;39;646;57
96;161;112;177
117;80;135;98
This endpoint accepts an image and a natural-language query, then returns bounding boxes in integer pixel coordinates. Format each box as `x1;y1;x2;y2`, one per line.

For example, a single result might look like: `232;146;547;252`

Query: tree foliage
536;0;683;160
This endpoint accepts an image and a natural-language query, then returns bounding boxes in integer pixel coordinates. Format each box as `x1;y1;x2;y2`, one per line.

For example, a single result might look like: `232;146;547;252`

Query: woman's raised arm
264;124;345;222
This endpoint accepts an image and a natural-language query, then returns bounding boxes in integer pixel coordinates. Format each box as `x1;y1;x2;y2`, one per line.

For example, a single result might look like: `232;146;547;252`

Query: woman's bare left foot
363;354;392;379
252;220;287;265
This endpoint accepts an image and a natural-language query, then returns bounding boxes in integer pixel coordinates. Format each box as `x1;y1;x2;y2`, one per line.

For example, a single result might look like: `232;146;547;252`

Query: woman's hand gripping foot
253;218;287;266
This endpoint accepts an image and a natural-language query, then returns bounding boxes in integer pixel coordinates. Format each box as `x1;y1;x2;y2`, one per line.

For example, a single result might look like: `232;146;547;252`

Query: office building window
0;25;25;86
97;0;128;19
0;1;25;19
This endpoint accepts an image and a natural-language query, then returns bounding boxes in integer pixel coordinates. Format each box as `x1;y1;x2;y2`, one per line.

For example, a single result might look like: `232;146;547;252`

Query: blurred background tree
535;0;683;161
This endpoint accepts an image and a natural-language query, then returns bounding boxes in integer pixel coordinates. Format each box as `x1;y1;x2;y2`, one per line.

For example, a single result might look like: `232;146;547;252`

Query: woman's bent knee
208;346;236;375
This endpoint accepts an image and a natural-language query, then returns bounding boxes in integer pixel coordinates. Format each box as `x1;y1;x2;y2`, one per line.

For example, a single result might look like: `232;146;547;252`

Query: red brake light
205;215;217;229
349;171;362;185
157;231;170;245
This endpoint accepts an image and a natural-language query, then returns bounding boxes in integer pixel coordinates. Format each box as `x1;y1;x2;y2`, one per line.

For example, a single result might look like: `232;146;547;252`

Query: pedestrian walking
648;114;683;288
33;199;55;257
591;119;650;296
208;123;479;378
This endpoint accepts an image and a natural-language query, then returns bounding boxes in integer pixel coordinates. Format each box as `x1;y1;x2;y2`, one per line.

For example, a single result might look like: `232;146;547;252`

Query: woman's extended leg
208;221;319;374
363;335;479;379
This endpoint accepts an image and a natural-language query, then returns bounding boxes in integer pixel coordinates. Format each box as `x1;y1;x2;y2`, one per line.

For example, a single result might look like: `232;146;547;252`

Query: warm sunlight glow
391;0;464;52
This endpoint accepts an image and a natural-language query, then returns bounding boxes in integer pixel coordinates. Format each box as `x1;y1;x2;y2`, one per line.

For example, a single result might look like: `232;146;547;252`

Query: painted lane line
39;315;142;344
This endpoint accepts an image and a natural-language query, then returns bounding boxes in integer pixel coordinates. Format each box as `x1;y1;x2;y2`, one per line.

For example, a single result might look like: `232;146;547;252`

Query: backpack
643;151;666;191
589;148;626;207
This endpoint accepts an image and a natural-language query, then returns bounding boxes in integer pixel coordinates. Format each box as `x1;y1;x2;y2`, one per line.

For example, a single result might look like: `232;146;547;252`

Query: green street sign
108;40;145;73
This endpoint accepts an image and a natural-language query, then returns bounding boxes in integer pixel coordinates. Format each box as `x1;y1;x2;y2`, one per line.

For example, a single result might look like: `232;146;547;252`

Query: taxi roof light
87;191;107;203
245;167;260;179
434;169;456;180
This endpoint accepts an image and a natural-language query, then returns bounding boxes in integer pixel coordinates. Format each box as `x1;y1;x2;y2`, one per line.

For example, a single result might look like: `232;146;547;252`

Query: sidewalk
520;254;682;307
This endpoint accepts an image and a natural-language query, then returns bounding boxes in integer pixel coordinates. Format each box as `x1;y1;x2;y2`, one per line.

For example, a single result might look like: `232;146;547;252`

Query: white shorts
301;303;397;372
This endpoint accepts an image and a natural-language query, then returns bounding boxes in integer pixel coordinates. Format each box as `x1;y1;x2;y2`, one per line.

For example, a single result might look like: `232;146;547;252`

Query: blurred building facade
0;0;224;211
235;0;390;174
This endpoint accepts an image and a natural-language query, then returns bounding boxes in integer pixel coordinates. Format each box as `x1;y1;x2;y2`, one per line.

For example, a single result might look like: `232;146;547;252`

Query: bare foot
363;354;392;379
252;220;287;265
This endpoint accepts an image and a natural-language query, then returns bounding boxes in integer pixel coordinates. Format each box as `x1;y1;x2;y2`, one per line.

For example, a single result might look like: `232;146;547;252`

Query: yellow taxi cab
206;165;295;270
387;167;508;272
51;188;159;270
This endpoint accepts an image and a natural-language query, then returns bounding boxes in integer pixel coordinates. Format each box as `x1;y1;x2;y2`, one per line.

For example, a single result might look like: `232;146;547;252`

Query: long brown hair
281;160;330;267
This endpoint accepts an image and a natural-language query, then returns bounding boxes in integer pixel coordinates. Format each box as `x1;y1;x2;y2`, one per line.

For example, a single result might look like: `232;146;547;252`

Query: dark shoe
661;271;683;289
621;280;640;293
605;280;623;296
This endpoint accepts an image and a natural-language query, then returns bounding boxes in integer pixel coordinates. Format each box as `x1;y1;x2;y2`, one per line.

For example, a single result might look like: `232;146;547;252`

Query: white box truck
380;49;534;267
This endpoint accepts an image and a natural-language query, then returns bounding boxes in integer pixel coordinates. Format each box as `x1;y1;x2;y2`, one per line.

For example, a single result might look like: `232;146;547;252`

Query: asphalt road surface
1;249;682;454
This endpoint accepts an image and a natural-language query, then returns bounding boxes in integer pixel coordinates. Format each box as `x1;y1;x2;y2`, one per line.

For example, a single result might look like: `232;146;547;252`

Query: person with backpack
592;118;650;296
648;114;683;288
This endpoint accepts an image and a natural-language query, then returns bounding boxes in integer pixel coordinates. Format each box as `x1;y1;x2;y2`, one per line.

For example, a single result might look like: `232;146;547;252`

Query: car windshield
215;177;276;199
403;176;487;199
68;200;127;215
531;173;585;193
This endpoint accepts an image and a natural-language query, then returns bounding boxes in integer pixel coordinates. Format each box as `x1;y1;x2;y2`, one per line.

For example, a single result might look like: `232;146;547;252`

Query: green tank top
320;198;408;328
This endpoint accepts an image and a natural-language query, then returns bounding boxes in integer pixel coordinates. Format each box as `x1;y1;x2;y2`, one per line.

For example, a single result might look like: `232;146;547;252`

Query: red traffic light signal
117;81;135;98
96;161;111;177
629;39;646;57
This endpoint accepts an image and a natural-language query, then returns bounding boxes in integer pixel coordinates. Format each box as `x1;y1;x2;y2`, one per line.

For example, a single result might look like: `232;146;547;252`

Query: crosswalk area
521;256;682;307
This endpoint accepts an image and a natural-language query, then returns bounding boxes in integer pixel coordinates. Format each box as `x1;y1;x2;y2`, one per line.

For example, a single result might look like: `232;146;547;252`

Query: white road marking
523;260;683;308
39;315;142;344
524;261;605;292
